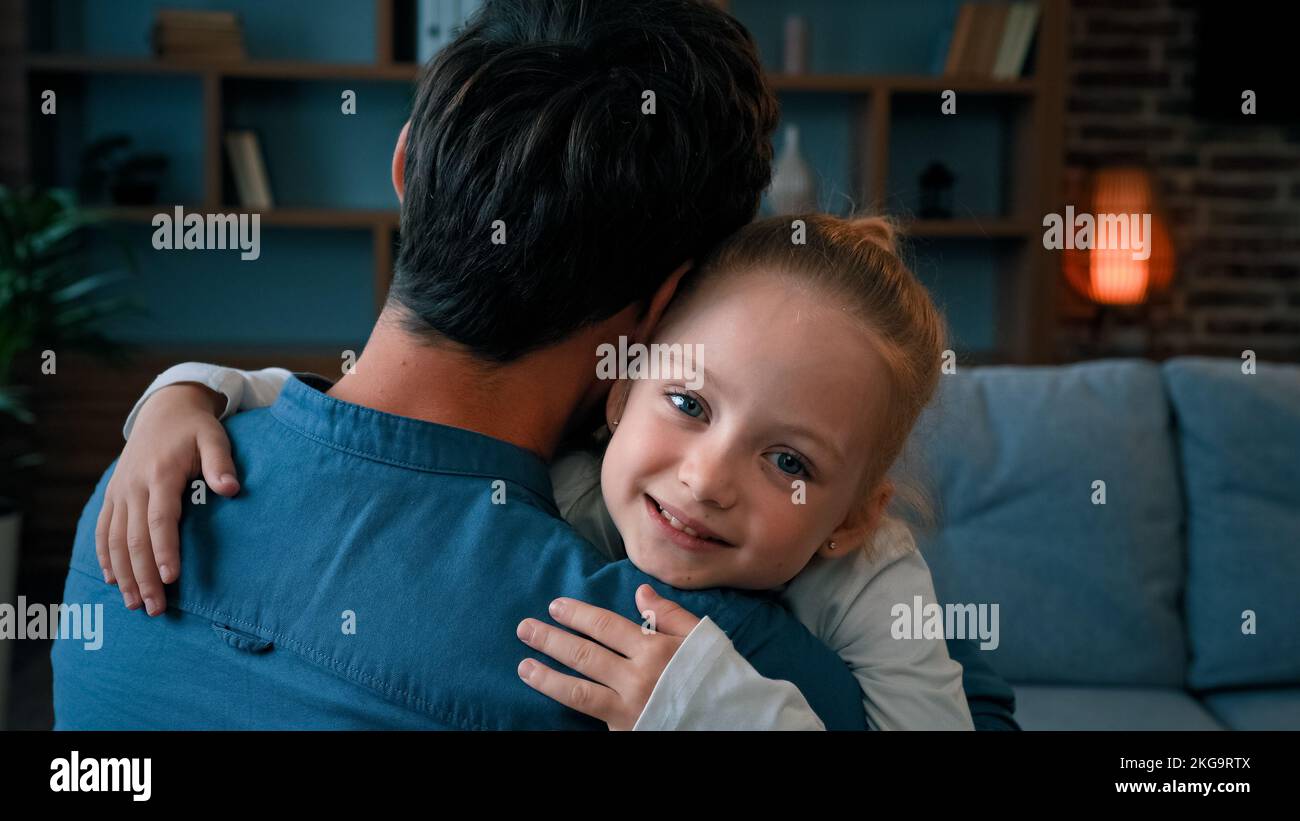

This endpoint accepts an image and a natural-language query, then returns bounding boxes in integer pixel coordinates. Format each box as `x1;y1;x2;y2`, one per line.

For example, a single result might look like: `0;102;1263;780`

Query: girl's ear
817;479;894;560
605;378;632;431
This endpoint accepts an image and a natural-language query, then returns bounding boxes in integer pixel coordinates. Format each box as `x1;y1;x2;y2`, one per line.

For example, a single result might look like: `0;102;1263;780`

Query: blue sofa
905;356;1300;730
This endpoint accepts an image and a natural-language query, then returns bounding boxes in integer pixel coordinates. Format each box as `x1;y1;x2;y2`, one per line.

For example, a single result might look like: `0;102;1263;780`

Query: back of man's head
392;0;779;362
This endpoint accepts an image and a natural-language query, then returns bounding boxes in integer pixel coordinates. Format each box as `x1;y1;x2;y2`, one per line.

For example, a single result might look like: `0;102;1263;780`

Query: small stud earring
828;541;837;550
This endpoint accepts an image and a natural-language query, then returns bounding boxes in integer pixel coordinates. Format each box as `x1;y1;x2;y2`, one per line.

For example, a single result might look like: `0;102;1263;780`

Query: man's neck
326;310;604;462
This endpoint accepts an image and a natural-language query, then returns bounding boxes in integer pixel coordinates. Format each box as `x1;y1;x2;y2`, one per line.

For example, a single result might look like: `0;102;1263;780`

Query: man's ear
392;120;411;202
632;259;692;343
817;479;894;560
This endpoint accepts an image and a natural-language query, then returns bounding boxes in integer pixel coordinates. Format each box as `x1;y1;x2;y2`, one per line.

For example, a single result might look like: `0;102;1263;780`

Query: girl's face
600;271;892;590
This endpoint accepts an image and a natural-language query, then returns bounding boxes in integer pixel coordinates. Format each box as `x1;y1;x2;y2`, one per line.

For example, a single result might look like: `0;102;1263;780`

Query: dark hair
390;0;779;362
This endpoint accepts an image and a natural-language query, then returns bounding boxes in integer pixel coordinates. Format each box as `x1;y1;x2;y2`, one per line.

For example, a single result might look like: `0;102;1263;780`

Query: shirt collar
270;373;558;514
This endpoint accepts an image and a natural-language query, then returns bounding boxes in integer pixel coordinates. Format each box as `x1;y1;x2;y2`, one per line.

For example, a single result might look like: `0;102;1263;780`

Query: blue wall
94;225;378;347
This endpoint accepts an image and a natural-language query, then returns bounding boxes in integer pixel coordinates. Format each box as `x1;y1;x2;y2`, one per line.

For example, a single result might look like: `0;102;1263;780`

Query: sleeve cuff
632;616;729;731
121;363;246;440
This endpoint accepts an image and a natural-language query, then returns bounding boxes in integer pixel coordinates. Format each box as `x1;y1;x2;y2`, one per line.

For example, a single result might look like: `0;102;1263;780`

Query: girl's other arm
99;363;291;616
122;362;292;439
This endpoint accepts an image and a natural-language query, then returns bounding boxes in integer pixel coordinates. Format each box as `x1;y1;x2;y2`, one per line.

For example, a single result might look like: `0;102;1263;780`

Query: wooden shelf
87;206;399;229
24;54;419;82
769;73;1037;95
24;57;1037;95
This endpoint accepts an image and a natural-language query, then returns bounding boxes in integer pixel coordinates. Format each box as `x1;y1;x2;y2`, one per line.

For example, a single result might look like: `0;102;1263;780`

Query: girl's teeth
657;504;703;538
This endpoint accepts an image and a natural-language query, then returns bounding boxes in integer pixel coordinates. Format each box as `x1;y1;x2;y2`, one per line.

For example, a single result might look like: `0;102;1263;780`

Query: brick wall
1059;0;1300;361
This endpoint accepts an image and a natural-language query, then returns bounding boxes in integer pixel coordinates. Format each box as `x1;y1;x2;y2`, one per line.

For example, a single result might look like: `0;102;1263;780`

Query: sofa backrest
901;359;1186;685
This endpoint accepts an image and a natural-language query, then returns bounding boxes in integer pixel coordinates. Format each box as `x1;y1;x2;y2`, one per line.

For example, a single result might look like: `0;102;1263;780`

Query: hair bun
846;214;900;254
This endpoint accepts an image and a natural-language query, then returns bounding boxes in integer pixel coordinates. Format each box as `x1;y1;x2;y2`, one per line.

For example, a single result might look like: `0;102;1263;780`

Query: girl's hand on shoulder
515;584;702;730
96;383;240;616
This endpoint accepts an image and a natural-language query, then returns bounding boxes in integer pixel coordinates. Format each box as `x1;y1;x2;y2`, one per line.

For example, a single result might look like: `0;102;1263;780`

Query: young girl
100;213;973;730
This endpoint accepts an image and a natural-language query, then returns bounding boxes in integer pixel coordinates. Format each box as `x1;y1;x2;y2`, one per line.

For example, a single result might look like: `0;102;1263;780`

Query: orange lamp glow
1064;167;1175;306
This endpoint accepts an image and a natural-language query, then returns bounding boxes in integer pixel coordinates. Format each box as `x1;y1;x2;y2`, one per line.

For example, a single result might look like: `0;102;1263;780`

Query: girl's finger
545;596;647;658
517;658;618;724
125;489;166;616
146;482;183;585
106;501;140;610
197;430;240;497
516;617;628;690
95;495;115;584
634;585;702;637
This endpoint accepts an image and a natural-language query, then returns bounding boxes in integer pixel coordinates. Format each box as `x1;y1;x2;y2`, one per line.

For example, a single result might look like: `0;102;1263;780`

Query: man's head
389;0;779;363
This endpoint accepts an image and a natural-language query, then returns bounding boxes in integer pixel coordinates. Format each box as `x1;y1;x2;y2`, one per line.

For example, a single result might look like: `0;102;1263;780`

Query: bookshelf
722;0;1066;363
13;0;1067;362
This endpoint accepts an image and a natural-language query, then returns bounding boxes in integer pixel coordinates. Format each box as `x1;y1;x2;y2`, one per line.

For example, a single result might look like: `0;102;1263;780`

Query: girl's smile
644;493;736;553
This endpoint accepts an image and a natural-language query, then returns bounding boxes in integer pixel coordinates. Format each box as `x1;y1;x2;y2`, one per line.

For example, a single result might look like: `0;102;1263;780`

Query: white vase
769;125;817;215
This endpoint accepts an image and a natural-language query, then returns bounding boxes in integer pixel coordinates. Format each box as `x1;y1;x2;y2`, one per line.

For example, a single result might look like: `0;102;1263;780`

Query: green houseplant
0;186;139;722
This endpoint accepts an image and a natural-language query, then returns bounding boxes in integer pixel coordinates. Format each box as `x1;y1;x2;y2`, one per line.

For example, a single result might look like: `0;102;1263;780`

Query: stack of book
224;131;274;210
944;2;1040;79
152;10;246;61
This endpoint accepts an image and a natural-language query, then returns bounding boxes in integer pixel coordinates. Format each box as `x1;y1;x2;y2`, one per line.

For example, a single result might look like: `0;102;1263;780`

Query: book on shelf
993;3;1041;79
152;9;246;61
944;5;977;76
944;2;1039;79
224;131;274;210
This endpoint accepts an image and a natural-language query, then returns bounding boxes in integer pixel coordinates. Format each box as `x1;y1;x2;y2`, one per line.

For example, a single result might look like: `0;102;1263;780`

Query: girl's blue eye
766;452;807;477
668;392;704;418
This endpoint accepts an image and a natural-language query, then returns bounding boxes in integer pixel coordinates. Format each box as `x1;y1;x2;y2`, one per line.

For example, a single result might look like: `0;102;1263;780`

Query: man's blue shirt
53;375;867;729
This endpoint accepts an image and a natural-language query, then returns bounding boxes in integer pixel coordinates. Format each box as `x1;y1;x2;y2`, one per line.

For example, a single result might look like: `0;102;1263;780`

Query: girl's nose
677;447;737;509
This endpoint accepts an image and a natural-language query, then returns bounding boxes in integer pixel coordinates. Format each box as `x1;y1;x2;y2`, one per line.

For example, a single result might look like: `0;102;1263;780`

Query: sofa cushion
1011;684;1224;730
906;359;1186;685
1199;687;1300;730
1163;357;1300;690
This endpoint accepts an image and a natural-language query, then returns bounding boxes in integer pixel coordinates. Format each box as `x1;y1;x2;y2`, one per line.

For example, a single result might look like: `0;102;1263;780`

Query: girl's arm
98;363;291;616
781;517;976;730
122;362;292;439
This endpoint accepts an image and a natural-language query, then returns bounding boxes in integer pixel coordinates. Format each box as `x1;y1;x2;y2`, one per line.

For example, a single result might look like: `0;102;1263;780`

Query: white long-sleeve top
124;363;972;731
